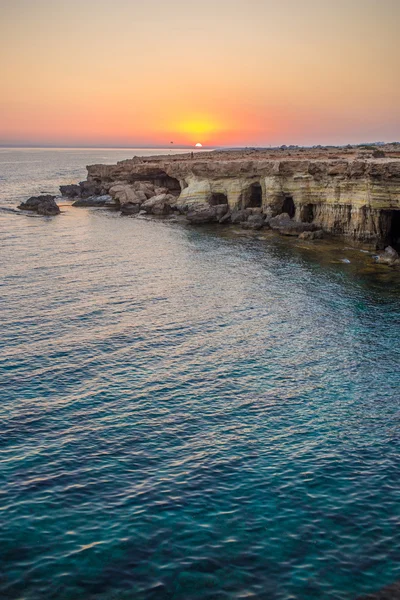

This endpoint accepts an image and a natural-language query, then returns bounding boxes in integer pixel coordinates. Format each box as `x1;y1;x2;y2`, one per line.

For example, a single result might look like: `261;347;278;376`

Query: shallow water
1;149;400;600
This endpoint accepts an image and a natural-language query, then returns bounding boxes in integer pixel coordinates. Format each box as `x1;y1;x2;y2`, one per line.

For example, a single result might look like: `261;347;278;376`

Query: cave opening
282;195;296;218
130;171;182;196
243;183;263;208
154;174;181;195
301;203;315;223
388;210;400;249
209;192;228;206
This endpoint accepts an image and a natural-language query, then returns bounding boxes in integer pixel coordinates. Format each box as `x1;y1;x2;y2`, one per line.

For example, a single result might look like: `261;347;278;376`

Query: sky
0;0;399;147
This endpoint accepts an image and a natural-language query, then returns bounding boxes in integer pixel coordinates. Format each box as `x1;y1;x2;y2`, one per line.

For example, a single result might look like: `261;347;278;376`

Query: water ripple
1;150;400;599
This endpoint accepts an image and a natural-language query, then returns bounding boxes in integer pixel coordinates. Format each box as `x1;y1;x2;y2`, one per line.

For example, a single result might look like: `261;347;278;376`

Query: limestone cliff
70;147;400;248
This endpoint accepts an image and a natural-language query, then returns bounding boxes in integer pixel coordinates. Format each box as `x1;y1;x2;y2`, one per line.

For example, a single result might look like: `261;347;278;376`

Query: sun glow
172;116;222;144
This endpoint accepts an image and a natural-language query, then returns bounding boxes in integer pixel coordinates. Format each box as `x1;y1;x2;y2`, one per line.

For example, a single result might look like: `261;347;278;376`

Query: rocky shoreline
18;145;400;266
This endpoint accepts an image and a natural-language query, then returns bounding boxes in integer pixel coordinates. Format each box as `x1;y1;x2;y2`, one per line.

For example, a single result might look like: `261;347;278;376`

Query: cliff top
86;143;400;182
138;143;400;164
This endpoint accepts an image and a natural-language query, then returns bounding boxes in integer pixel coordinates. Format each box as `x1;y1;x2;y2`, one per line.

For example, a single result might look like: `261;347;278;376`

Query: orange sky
1;0;399;147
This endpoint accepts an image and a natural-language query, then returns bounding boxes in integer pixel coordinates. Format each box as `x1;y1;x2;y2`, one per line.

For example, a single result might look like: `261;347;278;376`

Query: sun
171;116;219;145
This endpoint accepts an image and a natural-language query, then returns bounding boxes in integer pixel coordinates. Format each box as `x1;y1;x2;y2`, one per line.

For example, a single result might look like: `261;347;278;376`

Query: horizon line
1;142;398;151
0;144;218;150
1;141;398;150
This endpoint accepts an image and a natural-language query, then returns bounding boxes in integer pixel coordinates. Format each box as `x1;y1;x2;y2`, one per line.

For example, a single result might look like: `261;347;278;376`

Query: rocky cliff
63;147;400;249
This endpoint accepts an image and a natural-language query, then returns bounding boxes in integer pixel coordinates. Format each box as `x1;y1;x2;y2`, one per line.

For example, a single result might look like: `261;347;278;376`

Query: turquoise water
1;149;400;599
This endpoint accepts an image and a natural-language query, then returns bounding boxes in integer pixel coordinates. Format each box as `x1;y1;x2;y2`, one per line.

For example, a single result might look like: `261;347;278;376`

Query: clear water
1;149;400;600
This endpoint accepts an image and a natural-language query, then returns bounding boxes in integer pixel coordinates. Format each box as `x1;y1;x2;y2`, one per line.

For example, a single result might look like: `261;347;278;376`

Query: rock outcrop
141;193;175;215
375;246;400;267
18;195;60;216
241;214;266;230
62;146;400;248
59;184;81;198
72;195;113;207
268;213;318;236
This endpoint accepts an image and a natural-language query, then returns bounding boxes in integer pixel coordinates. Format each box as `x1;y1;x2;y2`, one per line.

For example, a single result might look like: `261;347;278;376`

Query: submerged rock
299;229;324;240
18;195;60;216
357;579;400;599
375;246;400;266
120;202;141;215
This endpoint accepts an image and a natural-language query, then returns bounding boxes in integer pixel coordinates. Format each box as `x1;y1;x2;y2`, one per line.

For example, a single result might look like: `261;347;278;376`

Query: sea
1;148;400;600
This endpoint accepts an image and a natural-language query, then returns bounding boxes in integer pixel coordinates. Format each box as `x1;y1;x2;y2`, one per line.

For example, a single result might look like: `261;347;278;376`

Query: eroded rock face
76;148;400;246
18;195;60;216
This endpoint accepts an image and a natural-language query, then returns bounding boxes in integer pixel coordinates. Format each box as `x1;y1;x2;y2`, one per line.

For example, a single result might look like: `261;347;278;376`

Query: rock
141;193;175;215
214;203;229;219
18;195;60;216
154;186;169;195
268;213;317;236
383;245;399;258
79;180;100;198
121;202;141;215
299;229;324;240
72;195;113;207
109;184;145;206
167;214;188;224
230;209;252;224
60;184;81;198
187;206;218;224
134;181;156;198
357;579;400;599
219;211;232;224
268;213;291;228
375;245;400;266
241;214;265;230
186;203;228;224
